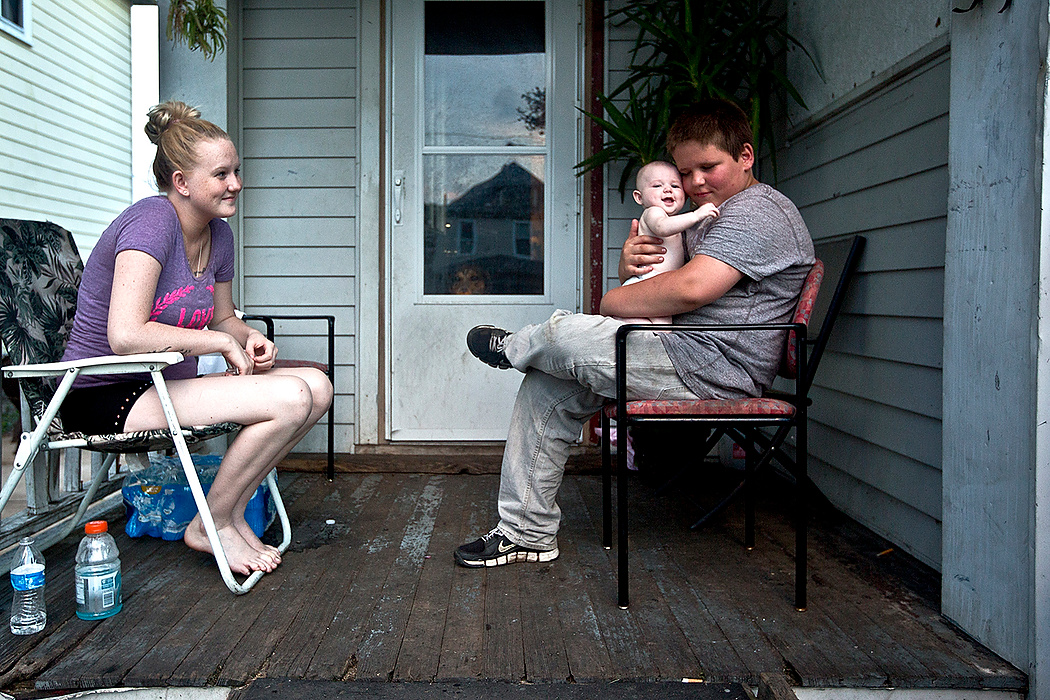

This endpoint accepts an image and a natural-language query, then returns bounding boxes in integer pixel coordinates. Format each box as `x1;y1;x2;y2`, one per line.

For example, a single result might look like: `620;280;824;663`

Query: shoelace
489;334;507;354
481;526;503;542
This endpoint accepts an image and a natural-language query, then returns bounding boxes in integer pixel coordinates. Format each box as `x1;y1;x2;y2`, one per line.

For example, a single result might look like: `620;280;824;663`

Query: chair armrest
3;352;185;379
240;313;335;379
613;322;807;409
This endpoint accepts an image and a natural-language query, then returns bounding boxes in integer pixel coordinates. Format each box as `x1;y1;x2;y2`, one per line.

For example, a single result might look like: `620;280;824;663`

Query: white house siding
237;0;358;453
0;0;132;257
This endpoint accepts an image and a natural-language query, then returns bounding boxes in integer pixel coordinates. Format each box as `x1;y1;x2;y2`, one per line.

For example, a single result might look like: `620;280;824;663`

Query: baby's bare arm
641;203;719;238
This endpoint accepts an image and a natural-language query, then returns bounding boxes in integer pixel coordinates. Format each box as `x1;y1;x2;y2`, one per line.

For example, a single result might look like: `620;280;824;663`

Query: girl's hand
245;332;277;372
221;334;255;376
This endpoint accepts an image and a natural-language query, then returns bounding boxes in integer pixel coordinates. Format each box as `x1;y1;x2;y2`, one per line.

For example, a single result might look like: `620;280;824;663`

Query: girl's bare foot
184;515;276;575
234;517;281;566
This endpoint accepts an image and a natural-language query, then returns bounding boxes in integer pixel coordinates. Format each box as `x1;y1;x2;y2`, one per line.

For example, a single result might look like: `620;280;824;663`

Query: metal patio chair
601;235;866;611
0;218;291;594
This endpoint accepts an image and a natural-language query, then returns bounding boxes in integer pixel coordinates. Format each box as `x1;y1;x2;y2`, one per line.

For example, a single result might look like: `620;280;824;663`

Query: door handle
393;170;405;226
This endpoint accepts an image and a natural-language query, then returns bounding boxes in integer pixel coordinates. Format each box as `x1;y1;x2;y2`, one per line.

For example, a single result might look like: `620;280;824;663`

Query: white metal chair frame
1;351;291;594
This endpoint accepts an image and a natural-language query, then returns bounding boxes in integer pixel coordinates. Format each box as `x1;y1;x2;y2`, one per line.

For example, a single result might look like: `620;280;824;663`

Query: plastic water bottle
9;537;46;635
75;520;122;620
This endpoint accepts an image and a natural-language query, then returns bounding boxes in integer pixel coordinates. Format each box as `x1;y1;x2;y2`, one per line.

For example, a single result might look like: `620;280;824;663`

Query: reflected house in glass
424;162;544;295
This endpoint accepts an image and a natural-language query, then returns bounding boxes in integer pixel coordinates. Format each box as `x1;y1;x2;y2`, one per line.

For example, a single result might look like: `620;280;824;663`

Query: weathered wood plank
574;474;707;681
302;475;436;680
434;477;498;680
558;478;656;679
393;476;486;681
355;476;447;680
481;564;525;681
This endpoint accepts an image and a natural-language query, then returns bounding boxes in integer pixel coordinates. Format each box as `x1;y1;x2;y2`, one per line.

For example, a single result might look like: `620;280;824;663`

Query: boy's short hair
666;99;753;160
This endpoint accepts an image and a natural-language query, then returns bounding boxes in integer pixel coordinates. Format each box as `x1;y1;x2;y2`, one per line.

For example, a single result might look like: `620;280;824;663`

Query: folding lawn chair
0;219;291;594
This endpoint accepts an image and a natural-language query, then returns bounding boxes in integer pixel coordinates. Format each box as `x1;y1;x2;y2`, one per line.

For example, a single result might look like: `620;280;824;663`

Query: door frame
377;0;585;444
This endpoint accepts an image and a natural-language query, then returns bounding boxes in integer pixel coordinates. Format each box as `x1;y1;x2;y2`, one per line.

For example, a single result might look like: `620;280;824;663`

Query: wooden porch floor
0;456;1026;695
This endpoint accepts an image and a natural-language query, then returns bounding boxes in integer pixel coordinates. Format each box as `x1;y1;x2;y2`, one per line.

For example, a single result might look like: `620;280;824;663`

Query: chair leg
617;421;629;609
150;371;268;595
743;432;756;550
601;409;612;549
326;396;335;481
53;453;119;541
265;469;292;553
795;424;808;611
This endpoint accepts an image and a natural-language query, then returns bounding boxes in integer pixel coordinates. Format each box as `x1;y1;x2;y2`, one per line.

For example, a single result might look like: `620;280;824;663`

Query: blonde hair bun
144;101;202;145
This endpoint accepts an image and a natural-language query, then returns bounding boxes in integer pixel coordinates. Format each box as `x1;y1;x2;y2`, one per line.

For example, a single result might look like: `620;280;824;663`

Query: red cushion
603;397;795;418
274;359;328;372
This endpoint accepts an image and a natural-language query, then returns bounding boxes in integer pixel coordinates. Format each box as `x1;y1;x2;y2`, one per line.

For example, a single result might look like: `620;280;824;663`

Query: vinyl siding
237;0;358;454
776;52;949;569
0;0;132;255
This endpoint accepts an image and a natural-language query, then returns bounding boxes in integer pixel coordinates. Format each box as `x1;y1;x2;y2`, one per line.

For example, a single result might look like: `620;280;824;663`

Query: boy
456;99;814;568
614;160;719;325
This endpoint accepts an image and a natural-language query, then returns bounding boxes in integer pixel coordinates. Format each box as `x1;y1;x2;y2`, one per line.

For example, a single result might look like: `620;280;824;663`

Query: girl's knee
274;376;314;425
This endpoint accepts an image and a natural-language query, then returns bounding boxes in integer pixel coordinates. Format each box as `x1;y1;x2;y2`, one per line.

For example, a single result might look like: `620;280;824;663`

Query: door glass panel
423;155;544;295
424;1;545;147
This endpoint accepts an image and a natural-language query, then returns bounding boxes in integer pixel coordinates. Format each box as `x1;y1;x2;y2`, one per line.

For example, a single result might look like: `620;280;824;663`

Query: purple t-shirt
62;196;236;388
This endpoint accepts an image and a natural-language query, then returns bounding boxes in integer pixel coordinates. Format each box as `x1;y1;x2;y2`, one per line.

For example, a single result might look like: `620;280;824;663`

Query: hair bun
144;100;202;145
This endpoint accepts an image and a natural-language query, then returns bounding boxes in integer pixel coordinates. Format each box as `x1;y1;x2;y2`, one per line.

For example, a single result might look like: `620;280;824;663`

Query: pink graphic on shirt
150;284;214;329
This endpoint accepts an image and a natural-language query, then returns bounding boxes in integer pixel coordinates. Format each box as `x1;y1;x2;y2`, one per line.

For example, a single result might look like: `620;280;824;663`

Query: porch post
945;1;1048;694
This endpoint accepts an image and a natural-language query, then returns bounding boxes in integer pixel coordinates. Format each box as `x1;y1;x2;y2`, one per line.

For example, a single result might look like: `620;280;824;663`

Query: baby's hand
696;203;719;221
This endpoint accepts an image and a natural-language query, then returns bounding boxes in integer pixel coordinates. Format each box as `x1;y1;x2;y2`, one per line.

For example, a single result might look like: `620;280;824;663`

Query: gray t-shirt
660;183;814;399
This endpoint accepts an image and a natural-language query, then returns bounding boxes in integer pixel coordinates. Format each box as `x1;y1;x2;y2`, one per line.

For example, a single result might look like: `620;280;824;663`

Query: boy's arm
600;253;742;319
641;203;718;238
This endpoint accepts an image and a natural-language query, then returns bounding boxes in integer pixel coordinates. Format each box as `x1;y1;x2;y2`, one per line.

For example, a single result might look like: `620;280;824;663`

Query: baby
614;160;719;324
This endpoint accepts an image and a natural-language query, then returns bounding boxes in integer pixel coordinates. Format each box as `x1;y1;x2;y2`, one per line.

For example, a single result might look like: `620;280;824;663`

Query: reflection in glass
423;156;545;295
424;2;545;147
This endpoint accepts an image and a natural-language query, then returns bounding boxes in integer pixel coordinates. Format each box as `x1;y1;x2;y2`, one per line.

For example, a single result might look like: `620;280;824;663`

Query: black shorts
60;381;154;435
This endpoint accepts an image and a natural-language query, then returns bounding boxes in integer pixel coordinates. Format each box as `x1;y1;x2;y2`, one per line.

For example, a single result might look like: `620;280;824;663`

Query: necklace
190;236;208;277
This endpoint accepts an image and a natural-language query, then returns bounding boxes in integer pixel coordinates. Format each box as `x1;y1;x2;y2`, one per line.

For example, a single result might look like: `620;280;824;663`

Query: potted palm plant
166;0;229;61
579;0;821;197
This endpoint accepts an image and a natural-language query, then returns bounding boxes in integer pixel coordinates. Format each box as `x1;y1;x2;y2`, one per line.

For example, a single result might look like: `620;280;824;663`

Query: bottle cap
85;520;108;534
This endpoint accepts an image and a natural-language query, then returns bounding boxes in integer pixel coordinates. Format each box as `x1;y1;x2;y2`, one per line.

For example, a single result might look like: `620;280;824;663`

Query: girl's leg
124;371;324;575
226;367;333;555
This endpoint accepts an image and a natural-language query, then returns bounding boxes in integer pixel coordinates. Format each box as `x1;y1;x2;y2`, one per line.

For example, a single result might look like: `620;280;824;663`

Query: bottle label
76;570;121;611
11;563;45;591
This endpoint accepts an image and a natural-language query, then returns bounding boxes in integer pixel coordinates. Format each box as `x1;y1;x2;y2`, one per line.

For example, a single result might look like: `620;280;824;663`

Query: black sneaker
466;325;512;369
454;527;559;568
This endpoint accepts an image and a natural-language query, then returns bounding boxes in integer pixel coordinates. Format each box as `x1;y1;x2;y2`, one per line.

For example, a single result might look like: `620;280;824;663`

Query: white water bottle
10;537;46;635
75;520;122;620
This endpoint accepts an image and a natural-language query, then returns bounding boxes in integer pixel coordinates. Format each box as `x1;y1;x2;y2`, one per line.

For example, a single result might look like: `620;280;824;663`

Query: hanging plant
578;0;822;198
166;0;229;61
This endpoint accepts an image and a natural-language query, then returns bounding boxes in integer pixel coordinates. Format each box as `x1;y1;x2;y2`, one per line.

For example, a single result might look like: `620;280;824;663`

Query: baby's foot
184;515;276;575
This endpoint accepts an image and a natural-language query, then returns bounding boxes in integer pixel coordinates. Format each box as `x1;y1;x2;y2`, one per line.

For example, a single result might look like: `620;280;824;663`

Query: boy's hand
619;220;666;282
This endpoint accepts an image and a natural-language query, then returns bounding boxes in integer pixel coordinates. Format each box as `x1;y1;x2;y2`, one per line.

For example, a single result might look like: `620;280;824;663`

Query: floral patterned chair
0;219;290;594
600;235;866;612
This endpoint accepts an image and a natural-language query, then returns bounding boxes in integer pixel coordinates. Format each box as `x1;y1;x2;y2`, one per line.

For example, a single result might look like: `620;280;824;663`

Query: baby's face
635;164;687;214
